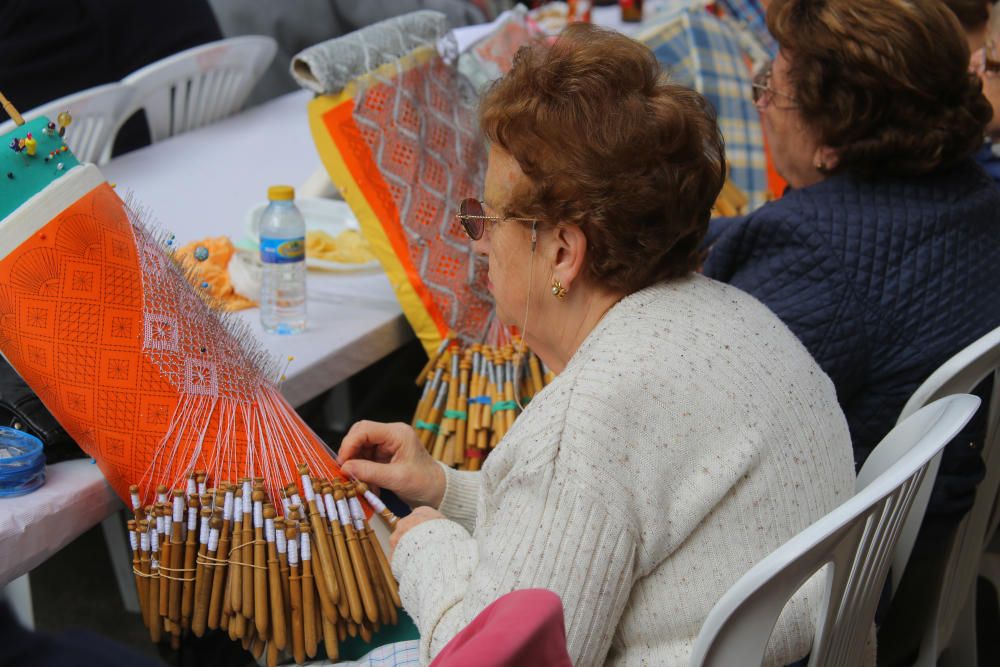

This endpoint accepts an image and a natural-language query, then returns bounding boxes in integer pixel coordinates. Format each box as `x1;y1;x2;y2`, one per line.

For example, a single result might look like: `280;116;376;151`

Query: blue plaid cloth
641;8;768;209
717;0;779;58
325;639;421;666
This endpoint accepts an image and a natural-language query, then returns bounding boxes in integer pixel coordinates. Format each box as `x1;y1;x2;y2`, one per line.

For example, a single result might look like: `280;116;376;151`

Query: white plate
245;197;380;272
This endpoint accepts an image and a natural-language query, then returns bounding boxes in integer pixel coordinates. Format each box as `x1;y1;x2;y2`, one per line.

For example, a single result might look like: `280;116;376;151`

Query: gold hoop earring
551;278;567;299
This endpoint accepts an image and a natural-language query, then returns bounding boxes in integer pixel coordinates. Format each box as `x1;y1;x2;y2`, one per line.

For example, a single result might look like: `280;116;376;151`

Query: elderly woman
341;24;855;667
704;0;1000;517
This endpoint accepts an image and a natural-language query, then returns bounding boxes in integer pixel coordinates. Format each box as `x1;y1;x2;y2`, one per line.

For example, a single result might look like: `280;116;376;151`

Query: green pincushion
0;116;81;221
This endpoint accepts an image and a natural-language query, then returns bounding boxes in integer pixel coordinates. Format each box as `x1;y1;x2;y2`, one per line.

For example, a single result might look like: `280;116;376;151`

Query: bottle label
261;237;305;264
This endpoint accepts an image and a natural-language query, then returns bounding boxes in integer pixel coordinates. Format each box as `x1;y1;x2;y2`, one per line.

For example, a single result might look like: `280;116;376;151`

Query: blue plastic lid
0;426;45;497
0;426;43;462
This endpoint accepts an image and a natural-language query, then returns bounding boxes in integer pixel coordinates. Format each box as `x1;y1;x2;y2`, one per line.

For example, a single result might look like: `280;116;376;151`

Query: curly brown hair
768;0;992;178
478;23;725;294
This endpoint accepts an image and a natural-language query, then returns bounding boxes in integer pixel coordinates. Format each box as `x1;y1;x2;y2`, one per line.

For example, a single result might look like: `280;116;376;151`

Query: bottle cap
267;185;294;201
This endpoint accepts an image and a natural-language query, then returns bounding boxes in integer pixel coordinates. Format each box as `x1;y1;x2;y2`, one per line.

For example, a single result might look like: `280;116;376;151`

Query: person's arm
392;466;636;667
436;463;479;533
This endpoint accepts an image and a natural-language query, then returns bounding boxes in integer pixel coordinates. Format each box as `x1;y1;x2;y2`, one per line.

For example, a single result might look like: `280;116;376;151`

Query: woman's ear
813;145;840;172
551;224;587;290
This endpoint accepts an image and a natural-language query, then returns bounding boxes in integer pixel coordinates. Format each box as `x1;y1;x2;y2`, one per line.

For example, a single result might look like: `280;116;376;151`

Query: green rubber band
415;420;440;433
491;400;518;414
444;409;468;420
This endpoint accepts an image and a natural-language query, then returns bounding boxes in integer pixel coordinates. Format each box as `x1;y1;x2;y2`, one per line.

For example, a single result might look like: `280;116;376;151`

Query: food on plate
305;228;376;264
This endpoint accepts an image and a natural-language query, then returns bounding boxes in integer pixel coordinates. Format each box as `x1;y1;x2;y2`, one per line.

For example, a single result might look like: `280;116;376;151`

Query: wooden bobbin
300;522;319;658
335;483;378;624
262;504;287;651
209;485;234;630
193;515;222;636
322;483;363;624
251;489;269;638
286;524;306;665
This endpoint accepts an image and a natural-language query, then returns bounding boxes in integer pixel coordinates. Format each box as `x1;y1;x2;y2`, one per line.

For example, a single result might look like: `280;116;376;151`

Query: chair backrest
689;395;980;667
0;83;135;165
869;324;1000;658
121;36;277;143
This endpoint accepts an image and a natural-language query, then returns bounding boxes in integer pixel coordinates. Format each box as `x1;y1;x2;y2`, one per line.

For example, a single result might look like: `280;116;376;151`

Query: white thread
254;501;263;528
323;493;338;523
172;496;184;523
242;481;252;506
208;527;220;552
317;496;327;518
151;558;159;570
288;538;299;567
186;477;197;497
348;497;366;531
276;527;287;554
198;481;206;496
140;531;150;552
199;516;210;545
265;518;276;543
158;490;168;505
130;493;141;511
223;491;234;521
282;497;292;518
291;494;303;516
336;499;352;527
301;475;315;502
150;529;160;553
301;533;311;561
156;514;165;535
129;531;138;553
363;490;388;515
188;507;198;532
233;496;243;523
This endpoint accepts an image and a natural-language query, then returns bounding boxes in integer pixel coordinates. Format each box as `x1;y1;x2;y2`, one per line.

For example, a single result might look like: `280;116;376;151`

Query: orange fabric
762;131;788;199
320;99;449;340
0;184;343;503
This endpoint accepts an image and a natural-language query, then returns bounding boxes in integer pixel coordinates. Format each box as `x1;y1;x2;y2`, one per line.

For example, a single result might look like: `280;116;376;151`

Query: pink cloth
430;589;573;667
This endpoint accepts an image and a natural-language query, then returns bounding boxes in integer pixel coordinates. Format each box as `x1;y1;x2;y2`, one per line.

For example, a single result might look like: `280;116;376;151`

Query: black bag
0;357;83;464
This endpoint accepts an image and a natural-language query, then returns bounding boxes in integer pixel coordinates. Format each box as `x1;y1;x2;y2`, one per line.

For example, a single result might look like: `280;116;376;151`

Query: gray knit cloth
291;10;448;95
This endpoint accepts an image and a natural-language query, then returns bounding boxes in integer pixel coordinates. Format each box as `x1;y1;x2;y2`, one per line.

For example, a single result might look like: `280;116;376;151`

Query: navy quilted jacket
703;159;1000;517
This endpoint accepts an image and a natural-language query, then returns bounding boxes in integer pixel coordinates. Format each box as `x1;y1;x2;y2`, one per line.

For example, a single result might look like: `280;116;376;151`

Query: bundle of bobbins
126;464;400;666
411;335;553;470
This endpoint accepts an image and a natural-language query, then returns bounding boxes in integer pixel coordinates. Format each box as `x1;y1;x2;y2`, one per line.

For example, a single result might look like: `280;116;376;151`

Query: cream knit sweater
392;274;857;666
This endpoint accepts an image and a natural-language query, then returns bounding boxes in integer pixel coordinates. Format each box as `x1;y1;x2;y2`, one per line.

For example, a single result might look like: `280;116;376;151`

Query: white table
102;89;413;409
0;461;120;593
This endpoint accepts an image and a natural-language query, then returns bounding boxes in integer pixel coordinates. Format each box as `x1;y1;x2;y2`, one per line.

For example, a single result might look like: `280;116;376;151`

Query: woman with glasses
704;2;1000;662
337;22;856;667
706;0;998;509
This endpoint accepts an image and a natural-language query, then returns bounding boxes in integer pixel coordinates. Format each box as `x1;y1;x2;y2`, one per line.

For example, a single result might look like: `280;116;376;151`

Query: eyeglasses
454;198;537;241
752;60;799;110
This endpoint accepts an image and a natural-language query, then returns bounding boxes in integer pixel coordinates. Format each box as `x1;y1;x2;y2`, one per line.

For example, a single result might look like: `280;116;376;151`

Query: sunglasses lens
459;198;485;240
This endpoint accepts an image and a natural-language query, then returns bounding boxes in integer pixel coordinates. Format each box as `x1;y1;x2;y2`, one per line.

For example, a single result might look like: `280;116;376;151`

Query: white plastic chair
881;325;1000;667
0;83;135;165
119;36;277;145
689;395;981;667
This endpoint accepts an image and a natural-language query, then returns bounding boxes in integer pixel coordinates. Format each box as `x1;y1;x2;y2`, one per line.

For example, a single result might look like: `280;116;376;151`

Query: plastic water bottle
259;185;306;334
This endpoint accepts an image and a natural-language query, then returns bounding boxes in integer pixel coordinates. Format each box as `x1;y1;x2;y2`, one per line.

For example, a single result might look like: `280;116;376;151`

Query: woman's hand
389;506;446;555
339;420;446;509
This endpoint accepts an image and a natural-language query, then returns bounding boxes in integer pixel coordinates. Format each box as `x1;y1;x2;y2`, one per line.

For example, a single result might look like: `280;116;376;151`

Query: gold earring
551;278;567;299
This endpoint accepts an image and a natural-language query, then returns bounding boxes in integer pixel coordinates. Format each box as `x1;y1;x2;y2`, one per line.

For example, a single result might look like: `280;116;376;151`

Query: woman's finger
339;420;401;462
